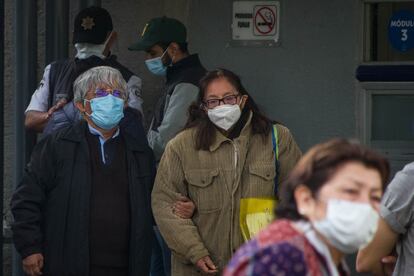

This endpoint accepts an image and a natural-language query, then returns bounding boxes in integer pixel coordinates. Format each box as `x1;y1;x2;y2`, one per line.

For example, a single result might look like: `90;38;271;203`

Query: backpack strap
271;124;280;197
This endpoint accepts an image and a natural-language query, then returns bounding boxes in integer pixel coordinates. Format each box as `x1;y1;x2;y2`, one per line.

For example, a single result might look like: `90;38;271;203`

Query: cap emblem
141;23;149;37
81;16;95;30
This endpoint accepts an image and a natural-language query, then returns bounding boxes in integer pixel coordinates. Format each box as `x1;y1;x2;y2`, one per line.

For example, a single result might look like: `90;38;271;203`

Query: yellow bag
239;198;276;241
239;125;279;241
239;125;280;241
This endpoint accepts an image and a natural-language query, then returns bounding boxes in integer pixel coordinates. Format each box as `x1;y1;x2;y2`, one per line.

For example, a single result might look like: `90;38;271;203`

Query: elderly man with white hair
11;66;155;276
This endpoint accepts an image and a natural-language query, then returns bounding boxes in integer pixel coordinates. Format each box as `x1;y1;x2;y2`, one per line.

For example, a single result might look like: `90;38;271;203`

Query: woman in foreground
225;139;389;276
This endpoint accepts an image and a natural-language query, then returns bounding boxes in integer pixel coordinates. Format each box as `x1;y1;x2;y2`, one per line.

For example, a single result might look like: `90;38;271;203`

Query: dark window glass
371;94;414;140
364;2;414;61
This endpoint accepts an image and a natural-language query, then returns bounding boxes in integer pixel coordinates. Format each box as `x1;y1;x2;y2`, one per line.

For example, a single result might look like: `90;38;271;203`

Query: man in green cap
129;16;205;276
129;16;206;162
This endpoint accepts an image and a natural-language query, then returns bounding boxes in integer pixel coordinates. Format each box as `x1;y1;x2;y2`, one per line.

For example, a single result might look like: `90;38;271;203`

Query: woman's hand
196;255;218;274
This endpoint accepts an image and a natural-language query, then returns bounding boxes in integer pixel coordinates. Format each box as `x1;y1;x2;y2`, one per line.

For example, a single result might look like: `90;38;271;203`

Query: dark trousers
150;226;171;276
90;265;128;276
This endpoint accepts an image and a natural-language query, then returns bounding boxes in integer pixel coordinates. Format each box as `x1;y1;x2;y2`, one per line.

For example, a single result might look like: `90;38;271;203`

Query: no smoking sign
232;1;280;45
254;5;277;36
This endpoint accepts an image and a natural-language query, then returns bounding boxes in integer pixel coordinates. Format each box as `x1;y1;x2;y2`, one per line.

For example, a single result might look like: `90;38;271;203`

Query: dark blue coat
11;120;155;276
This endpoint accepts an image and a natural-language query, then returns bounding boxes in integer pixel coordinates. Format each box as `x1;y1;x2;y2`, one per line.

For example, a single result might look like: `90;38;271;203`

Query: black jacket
11;120;155;276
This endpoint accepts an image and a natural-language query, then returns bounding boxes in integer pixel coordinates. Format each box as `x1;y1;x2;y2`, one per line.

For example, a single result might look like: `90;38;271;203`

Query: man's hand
22;253;44;276
173;196;195;219
25;98;68;132
47;98;68;117
381;255;397;276
196;255;218;274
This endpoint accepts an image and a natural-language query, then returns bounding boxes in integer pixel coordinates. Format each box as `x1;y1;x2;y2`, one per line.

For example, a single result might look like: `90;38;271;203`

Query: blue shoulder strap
271;125;280;197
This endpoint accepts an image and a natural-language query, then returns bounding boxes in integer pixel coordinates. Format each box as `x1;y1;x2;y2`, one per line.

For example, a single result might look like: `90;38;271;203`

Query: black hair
158;42;188;53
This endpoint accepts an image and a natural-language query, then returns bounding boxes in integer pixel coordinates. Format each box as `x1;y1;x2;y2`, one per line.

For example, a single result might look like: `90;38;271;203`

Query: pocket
249;164;276;181
185;168;222;213
247;163;276;197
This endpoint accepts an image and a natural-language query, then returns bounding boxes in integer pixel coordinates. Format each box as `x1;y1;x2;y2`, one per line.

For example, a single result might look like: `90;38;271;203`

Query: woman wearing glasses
151;68;302;275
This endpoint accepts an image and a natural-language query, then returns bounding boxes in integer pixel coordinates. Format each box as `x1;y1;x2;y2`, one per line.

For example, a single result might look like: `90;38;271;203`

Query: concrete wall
3;0;46;274
4;0;16;273
186;0;360;150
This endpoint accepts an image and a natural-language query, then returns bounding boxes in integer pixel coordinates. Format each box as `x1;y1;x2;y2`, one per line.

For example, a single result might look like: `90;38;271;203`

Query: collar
87;124;120;141
209;111;253;152
294;221;350;276
60;120;147;152
166;54;202;83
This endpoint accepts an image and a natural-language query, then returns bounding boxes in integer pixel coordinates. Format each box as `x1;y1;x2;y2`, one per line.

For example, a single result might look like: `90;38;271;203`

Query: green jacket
152;114;302;275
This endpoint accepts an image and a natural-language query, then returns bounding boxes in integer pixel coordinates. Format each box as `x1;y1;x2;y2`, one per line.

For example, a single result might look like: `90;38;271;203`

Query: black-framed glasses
203;94;240;109
94;88;124;98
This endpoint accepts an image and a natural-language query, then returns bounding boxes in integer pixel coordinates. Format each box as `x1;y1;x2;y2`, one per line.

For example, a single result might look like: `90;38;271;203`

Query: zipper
234;143;239;172
230;142;239;255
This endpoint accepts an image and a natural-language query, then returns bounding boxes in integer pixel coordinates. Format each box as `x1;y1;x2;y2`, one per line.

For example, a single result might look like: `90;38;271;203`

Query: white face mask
313;199;379;254
75;43;106;59
207;104;241;131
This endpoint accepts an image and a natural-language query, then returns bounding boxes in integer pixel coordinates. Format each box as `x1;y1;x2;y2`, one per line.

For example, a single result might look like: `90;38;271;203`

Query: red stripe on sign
254;6;276;35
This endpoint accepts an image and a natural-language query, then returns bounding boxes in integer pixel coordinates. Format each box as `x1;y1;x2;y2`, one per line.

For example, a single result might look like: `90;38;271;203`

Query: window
364;1;414;62
371;94;414;141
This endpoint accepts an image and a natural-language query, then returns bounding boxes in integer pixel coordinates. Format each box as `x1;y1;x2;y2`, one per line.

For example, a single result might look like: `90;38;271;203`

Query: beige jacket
152;115;302;275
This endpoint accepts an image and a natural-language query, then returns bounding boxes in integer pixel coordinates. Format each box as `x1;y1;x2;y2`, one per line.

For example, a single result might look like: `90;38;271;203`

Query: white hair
73;66;128;102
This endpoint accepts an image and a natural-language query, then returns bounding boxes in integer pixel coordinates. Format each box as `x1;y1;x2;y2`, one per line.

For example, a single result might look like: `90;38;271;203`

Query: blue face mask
85;94;125;129
145;48;168;76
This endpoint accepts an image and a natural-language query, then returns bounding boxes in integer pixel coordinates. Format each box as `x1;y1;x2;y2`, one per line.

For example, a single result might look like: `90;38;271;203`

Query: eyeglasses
203;94;240;109
94;88;124;98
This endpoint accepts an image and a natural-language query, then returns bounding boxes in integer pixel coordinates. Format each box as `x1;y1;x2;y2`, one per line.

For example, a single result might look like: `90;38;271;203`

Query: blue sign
388;10;414;52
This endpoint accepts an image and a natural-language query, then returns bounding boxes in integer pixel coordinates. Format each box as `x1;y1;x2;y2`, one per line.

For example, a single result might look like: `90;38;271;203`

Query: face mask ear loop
160;44;170;60
161;46;169;59
83;99;92;116
164;44;176;66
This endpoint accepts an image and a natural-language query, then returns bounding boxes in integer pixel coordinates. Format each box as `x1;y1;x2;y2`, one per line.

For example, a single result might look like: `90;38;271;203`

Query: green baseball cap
128;16;187;51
